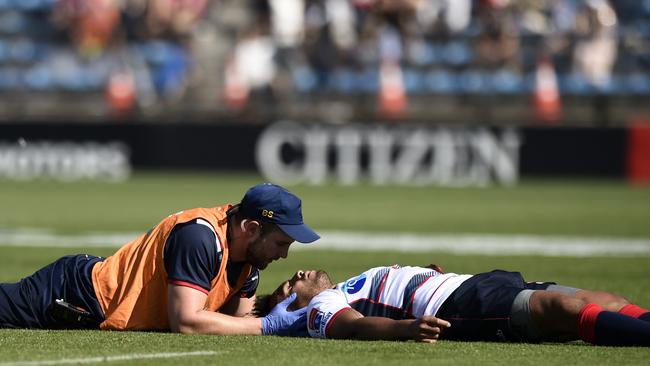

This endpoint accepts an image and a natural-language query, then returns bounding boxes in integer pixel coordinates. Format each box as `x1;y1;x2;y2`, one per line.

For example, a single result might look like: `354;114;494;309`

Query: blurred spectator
224;25;276;110
53;0;121;58
474;0;521;71
416;0;472;35
269;0;304;48
144;0;208;39
0;0;648;123
572;0;618;89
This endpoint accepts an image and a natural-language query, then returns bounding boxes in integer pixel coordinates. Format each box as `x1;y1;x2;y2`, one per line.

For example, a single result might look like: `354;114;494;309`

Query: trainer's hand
261;293;307;336
408;316;451;343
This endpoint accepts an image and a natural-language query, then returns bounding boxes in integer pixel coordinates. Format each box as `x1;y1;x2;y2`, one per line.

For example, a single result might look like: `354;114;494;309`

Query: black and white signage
0;122;626;184
0;141;130;182
256;122;522;186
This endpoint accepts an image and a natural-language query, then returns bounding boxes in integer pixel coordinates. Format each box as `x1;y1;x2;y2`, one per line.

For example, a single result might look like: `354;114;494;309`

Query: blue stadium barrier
403;68;425;94
560;73;594;96
489;69;525;94
82;57;110;90
141;41;178;65
0;67;21;90
442;41;472;67
3;0;54;11
457;70;490;94
0;40;8;63
407;41;437;67
624;73;650;94
8;39;38;63
425;69;458;94
23;64;53;90
0;11;28;34
292;65;318;93
606;75;625;94
330;68;356;94
357;69;379;93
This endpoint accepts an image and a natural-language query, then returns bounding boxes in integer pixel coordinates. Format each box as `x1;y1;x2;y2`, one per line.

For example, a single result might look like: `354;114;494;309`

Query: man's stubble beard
245;237;268;270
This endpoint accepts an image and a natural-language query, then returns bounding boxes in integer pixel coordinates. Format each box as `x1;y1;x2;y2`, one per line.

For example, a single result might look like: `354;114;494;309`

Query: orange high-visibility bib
91;205;252;330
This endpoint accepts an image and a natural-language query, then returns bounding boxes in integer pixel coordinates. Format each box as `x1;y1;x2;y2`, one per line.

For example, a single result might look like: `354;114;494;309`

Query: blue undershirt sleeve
238;268;260;298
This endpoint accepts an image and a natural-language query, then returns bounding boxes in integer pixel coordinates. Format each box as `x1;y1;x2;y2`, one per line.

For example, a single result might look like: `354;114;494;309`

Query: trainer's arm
327;309;450;342
167;284;262;335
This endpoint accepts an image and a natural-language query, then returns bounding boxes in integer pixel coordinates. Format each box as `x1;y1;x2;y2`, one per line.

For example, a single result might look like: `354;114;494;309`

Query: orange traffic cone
533;56;562;124
378;60;407;119
106;71;136;117
224;57;249;110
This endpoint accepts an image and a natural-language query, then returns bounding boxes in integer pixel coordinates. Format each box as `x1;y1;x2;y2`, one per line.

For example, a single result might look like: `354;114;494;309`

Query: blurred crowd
0;0;649;120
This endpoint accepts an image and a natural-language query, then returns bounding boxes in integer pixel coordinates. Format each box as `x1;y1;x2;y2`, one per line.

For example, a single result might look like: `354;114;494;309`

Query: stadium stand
0;0;648;125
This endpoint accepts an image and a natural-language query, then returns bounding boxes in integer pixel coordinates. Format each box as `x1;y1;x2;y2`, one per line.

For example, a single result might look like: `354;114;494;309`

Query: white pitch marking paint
302;231;650;257
1;228;649;257
0;351;219;366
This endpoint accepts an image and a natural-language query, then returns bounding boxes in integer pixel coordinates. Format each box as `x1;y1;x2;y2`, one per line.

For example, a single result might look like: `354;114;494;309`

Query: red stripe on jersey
376;272;390;301
168;280;209;295
407;275;436;316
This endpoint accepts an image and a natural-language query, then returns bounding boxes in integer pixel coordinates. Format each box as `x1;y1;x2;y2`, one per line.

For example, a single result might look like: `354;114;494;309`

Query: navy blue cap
240;183;320;243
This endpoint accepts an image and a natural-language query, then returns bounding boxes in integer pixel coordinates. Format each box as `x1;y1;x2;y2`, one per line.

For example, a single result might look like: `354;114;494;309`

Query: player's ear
240;219;248;232
242;220;262;239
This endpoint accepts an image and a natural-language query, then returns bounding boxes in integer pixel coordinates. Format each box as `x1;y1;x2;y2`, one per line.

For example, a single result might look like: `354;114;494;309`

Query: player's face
270;269;333;309
245;227;293;270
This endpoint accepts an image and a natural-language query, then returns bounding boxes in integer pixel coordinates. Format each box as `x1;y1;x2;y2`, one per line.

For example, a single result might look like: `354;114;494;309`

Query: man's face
270;269;333;310
245;227;294;270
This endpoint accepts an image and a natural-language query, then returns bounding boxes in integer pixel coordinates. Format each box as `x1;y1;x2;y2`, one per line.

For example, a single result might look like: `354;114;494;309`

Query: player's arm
219;267;260;317
168;284;262;334
327;308;450;343
219;294;257;317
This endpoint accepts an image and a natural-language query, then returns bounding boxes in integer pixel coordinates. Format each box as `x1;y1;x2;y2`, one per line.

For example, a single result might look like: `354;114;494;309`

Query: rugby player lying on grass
255;265;650;346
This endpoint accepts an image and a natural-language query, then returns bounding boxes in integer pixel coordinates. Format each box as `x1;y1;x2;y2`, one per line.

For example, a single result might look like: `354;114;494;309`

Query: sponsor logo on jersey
342;273;367;294
308;308;334;338
308;308;322;331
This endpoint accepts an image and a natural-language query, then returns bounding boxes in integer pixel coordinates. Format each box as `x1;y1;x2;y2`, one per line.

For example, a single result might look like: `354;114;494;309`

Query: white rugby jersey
306;265;472;338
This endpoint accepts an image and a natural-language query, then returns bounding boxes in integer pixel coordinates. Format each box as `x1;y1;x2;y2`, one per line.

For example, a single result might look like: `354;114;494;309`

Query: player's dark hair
424;264;445;273
253;294;274;317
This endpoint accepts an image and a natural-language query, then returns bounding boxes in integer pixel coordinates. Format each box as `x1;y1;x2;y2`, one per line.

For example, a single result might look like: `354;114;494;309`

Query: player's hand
261;293;307;336
408;316;451;343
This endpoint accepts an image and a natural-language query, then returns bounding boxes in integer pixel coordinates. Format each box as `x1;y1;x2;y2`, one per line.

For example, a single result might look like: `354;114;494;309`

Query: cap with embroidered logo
240;183;320;243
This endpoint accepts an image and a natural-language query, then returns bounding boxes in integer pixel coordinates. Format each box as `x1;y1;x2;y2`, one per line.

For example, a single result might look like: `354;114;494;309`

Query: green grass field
1;172;649;365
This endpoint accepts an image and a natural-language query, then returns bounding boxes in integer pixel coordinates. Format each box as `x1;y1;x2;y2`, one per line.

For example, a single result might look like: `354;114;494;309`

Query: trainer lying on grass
256;265;650;346
0;183;317;336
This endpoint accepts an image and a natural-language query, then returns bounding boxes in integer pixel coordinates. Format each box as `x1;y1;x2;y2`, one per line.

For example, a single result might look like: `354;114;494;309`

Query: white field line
305;231;650;257
0;228;142;248
1;228;649;257
0;351;220;366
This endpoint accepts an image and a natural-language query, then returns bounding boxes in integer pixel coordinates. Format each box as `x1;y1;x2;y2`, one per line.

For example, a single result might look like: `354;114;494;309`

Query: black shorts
436;270;555;342
0;254;104;329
